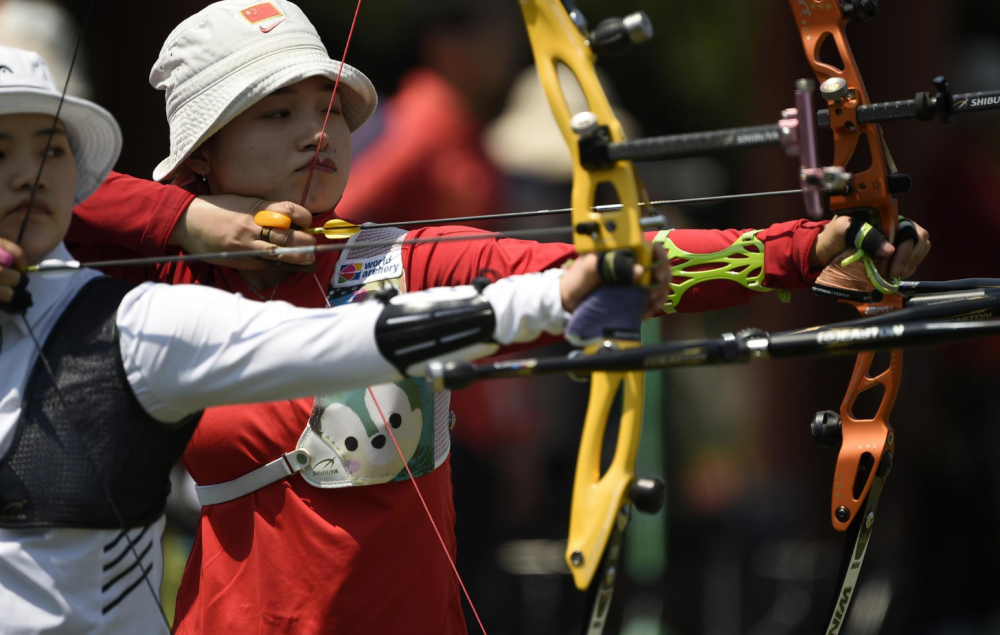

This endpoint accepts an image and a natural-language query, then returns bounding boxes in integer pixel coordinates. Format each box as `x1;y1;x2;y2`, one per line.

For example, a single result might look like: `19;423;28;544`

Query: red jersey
68;173;824;633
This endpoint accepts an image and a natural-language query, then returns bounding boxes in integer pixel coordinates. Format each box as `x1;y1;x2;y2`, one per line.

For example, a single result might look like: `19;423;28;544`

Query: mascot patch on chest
297;379;437;487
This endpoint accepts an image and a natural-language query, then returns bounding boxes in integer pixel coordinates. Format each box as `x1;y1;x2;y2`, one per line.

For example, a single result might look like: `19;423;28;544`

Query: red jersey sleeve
399;227;575;354
67;172;195;284
401;226;577;290
69;171;194;256
400;219;824;298
661;219;827;313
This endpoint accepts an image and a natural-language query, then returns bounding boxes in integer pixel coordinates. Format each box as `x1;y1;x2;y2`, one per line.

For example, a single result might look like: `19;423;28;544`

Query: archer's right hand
169;195;318;270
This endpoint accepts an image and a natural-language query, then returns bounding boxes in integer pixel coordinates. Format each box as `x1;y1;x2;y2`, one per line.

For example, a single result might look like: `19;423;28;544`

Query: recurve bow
790;1;902;631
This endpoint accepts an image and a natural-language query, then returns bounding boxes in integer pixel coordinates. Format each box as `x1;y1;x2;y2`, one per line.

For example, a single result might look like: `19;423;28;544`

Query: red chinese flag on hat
240;2;282;24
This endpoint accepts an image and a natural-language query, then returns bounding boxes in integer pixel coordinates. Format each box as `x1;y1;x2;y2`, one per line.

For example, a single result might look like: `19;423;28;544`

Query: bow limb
519;1;657;630
790;2;901;632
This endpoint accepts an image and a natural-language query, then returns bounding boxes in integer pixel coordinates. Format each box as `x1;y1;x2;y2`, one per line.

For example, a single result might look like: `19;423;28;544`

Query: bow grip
566;251;645;347
254;210;293;230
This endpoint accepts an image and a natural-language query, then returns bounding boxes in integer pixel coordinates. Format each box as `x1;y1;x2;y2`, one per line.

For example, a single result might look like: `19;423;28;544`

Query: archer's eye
45;147;66;159
263;110;291;120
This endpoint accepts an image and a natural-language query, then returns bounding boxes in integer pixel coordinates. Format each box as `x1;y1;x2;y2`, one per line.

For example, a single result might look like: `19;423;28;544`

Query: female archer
61;1;930;632
0;43;655;634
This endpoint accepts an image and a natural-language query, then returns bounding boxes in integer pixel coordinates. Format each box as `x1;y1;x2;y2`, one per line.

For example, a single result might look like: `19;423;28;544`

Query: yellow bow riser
520;0;652;593
519;1;651;268
566;349;645;590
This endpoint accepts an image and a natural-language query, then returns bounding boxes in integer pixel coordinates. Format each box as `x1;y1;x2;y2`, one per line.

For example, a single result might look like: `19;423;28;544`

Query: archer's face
200;76;352;213
0;114;76;264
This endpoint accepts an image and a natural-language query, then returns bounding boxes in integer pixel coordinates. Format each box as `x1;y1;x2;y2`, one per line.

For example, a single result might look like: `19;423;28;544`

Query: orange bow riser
789;2;902;632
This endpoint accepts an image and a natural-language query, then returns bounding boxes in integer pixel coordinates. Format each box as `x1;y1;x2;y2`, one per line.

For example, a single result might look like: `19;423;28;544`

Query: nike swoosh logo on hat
260;19;285;33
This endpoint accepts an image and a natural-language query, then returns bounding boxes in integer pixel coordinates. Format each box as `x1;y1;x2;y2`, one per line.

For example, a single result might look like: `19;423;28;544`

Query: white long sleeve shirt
0;243;567;634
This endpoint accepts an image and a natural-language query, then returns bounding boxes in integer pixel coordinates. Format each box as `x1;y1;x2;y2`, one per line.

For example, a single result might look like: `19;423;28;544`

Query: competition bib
297;227;453;488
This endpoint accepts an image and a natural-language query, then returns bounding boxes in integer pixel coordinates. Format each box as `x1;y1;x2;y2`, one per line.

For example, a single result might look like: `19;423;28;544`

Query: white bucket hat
0;45;122;204
150;0;378;182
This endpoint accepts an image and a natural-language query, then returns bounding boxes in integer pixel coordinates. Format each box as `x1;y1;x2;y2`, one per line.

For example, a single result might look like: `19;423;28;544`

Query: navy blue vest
0;277;199;528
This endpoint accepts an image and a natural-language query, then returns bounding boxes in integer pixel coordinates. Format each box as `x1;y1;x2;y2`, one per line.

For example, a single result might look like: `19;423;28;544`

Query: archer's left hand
560;243;671;319
811;215;931;279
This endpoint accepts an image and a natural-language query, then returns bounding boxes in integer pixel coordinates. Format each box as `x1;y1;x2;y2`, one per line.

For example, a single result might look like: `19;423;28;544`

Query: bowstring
25;189;810;273
308;276;490;634
367;387;489;635
13;0;170;629
298;0;363;209
296;1;487;629
15;1;86;244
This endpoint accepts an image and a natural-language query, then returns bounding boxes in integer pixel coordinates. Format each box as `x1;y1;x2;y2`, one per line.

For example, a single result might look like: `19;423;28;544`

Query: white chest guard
194;227;456;505
299;226;455;488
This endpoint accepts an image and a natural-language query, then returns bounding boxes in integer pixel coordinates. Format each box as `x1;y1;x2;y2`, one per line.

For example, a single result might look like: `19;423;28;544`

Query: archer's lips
3;199;52;219
296;157;338;173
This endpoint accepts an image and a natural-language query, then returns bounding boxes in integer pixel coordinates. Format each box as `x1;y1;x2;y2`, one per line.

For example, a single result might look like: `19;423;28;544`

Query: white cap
149;0;377;182
0;45;121;204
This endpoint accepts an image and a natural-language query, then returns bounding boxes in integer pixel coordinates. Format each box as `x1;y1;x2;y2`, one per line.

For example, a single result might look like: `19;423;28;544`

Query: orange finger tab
254;210;293;230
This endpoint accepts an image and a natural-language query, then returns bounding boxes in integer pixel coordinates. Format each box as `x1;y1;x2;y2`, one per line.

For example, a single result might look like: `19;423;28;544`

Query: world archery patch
337;262;363;284
333;251;404;288
240;2;282;24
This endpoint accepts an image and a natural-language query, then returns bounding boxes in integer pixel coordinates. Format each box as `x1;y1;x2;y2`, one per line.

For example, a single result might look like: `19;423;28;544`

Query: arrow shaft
29;220;669;273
